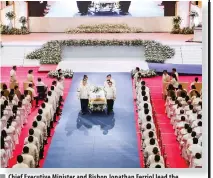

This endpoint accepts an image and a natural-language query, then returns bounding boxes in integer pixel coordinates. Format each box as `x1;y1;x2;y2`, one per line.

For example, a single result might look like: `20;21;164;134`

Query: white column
14;1;27;28
177;1;190;28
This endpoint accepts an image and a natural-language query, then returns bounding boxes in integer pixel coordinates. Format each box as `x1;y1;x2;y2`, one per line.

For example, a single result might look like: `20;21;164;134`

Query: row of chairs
162;82;202;99
0;81;37;91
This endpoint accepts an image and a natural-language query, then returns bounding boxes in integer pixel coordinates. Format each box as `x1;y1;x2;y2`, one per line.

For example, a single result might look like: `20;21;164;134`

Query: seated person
186;138;202;161
148;155;165;168
26;83;39;107
190;153;202;168
14;85;21;100
12;155;29;168
36;78;47;91
190;77;199;87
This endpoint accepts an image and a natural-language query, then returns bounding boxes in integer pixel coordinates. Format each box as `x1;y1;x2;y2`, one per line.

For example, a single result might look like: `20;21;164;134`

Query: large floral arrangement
131;69;157;78
0;25;30;35
48;69;74;78
65;24;143;33
93;86;103;93
89;103;106;112
26;40;175;64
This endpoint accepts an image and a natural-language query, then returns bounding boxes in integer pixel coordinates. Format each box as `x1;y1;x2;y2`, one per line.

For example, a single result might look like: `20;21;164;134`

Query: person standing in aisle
77;79;90;115
105;81;116;115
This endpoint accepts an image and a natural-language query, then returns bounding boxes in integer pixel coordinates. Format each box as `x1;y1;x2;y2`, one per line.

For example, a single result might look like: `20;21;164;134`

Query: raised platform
57;59;149;72
148;63;202;75
38;64;57;72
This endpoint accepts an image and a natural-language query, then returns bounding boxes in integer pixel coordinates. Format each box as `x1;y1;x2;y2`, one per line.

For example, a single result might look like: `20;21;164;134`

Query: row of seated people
134;79;165;168
0;76;65;168
1;77;49;107
165;84;202;168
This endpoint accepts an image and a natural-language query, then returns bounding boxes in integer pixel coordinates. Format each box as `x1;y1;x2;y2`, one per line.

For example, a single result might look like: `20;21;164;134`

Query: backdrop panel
29;16;174;32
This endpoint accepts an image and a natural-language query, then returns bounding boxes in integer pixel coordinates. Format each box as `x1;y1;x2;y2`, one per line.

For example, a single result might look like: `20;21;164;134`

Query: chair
194;82;202;93
9;82;19;89
27;90;33;101
36;86;46;100
23;82;30;91
179;82;189;91
0;83;4;90
14;90;22;100
162;82;170;99
3;89;10;98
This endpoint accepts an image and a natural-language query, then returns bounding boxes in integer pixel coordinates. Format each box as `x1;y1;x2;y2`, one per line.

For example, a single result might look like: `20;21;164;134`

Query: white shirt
193;127;202;137
12;162;29;168
191;158;202;168
187;144;202;157
25;143;39;164
10;69;16;80
36;120;47;140
162;74;170;83
149;162;165;168
1;149;7;168
138;102;152;111
47;95;56;112
143;130;157;140
26;87;37;97
170;78;179;88
147;155;164;166
78;85;90;99
105;86;116;100
141;122;156;131
27;74;34;82
36;81;46;87
143;138;158;148
144;145;160;158
24;136;40;151
104;79;116;87
21;153;35;168
33;127;43;147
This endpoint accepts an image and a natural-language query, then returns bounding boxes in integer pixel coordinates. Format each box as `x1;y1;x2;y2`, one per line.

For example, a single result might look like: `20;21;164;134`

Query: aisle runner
43;72;140;168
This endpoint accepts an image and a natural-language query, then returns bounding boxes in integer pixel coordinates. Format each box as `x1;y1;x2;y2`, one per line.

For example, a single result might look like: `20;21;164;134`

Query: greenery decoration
26;39;175;64
171;16;194;34
5;11;16;20
131;69;157;78
19;16;27;29
65;24;143;33
0;25;30;35
48;69;74;78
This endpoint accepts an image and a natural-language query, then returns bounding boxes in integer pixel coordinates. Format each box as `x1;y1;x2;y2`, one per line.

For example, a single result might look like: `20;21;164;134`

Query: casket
89;86;107;111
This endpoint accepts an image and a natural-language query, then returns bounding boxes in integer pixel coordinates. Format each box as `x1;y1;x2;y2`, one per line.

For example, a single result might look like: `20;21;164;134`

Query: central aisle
43;72;140;168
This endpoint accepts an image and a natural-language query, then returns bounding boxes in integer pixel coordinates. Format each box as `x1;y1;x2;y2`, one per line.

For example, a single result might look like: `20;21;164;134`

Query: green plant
5;11;15;20
0;24;30;35
171;16;194;34
19;16;27;29
26;39;175;64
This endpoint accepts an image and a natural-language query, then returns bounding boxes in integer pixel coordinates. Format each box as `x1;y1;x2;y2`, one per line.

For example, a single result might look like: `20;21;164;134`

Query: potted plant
19;16;27;30
5;11;15;29
76;1;92;15
119;1;131;14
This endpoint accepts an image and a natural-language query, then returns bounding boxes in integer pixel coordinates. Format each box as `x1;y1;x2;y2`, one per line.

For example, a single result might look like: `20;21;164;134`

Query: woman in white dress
170;74;179;89
162;70;170;83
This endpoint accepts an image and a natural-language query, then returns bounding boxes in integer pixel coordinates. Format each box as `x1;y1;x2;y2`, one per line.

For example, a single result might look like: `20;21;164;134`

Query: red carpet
142;76;202;168
0;67;72;168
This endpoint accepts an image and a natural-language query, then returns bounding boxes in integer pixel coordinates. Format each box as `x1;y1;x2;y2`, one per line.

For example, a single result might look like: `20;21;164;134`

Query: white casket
89;86;107;111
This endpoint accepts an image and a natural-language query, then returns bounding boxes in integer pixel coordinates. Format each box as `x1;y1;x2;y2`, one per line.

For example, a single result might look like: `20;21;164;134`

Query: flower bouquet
48;69;74;78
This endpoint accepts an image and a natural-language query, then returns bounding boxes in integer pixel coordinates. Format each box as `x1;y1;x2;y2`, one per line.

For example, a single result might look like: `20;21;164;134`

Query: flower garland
131;69;157;78
26;39;175;64
65;23;143;33
48;69;74;78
